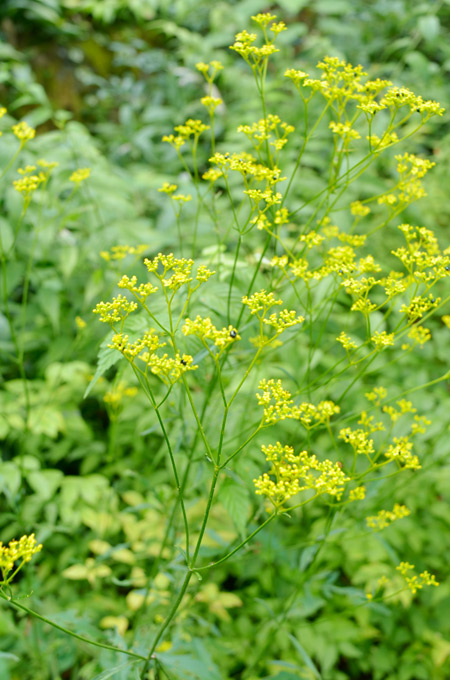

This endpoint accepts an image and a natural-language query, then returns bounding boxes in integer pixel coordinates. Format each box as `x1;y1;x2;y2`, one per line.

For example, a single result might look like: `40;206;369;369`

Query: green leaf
91;660;139;680
29;406;65;438
0;461;21;497
0;651;20;662
218;478;252;537
159;647;221;680
84;336;122;398
418;15;440;42
27;469;63;500
288;635;322;679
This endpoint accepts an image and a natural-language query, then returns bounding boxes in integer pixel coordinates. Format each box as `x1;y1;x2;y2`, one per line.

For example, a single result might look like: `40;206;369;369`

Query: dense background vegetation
1;1;450;679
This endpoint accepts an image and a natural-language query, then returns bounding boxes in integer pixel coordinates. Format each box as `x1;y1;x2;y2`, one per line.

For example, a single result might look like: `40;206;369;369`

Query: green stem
0;591;146;661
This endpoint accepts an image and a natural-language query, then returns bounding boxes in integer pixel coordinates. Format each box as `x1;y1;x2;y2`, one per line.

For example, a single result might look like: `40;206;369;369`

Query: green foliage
1;4;450;680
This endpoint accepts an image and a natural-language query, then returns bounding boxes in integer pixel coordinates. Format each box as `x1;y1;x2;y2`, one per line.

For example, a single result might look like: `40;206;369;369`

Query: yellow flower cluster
329;121;360;140
13;173;44;196
196;60;224;83
108;332;196;384
366;503;410;529
158;182;177;194
382;399;417;423
350;201;371;217
349;486;366;501
144;253;214;292
386;153;436;205
148;352;197;384
201;96;223;114
242;290;281;315
108;331;163;360
117;274;158;302
263;309;304;334
70;168;90;183
339;427;375;457
243;291;303;344
282;56;444;142
254;441;349;508
210;151;283;185
396;562;439;595
100;244;148;261
256;379;296;423
104;381;138;409
163;119;210;149
284;69;308;88
365;386;387;405
381;87;444;116
237;114;294;151
336;331;358;351
301;400;341;427
172;193;192;203
392;223;450;283
358;411;385;433
384;437;421;470
256;379;340;427
371;330;395;350
12;121;35;143
182;316;240;354
368;131;399;151
37;159;59;171
400;294;440;322
0;534;42;583
93;295;138;324
229;28;279;65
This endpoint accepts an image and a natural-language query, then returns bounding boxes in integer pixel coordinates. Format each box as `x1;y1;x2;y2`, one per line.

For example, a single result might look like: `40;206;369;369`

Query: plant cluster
1;8;449;680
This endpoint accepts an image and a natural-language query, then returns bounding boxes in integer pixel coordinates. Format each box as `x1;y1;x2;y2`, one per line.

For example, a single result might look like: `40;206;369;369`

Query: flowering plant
0;11;448;680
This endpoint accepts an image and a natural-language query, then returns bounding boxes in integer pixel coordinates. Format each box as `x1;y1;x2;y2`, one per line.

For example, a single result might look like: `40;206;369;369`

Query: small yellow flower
254;441;349;508
366;503;410;530
0;534;42;583
70;168;90;183
349;486;366;501
158;182;177;194
350;201;370;217
12;121;35;143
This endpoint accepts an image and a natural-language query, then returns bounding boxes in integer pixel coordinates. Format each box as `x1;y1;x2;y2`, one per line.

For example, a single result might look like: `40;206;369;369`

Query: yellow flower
158;182;177;194
12;121;35;143
70;168;90;183
0;534;42;583
254;441;349;508
366;503;410;529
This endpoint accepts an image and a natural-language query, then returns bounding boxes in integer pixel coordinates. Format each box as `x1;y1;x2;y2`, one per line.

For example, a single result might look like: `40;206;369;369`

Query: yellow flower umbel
70;168;91;183
243;290;303;346
256;379;340;429
254;441;349;509
144;253;214;293
0;534;42;585
366;503;410;530
93;295;138;325
104;381;138;412
383;437;421;470
12;121;35;144
396;562;439;595
182;316;240;356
